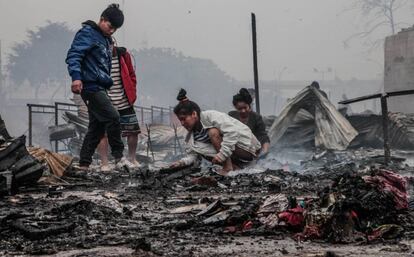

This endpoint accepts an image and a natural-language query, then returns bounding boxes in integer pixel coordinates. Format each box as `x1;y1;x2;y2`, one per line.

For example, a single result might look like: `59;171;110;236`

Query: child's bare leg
127;133;138;164
97;136;109;166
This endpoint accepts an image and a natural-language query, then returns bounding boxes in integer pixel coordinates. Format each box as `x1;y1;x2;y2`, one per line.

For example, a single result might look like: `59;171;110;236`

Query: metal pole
151;106;154;124
0;39;3;103
0;39;2;86
380;96;390;165
146;124;155;161
251;13;260;114
28;105;32;146
0;40;6;102
54;102;59;126
54;103;59;152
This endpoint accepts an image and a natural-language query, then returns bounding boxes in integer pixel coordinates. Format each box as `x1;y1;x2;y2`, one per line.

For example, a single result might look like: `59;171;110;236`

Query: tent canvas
269;86;358;150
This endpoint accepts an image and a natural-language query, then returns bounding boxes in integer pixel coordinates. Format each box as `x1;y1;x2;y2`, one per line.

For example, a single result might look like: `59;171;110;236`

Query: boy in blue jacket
66;4;132;170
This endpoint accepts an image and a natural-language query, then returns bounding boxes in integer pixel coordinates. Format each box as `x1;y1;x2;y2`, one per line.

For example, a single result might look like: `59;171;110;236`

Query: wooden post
146;124;155;161
380;96;390;164
251;13;261;114
54;103;59;152
28;105;32;146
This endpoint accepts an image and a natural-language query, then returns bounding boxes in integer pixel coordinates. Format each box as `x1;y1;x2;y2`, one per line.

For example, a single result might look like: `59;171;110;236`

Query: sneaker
115;157;135;171
100;164;112;173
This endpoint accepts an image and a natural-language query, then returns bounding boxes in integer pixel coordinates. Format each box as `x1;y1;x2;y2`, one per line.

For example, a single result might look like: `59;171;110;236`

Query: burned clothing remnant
269;86;358;150
298;169;408;243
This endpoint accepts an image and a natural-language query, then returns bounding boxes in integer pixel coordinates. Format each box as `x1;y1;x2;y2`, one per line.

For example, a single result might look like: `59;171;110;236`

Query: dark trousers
79;90;124;166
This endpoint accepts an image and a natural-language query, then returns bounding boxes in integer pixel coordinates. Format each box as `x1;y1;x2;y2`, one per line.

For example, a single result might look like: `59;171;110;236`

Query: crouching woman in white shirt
170;89;261;175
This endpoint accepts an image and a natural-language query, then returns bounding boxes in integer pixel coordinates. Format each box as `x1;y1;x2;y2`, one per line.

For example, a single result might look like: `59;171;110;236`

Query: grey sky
0;0;413;81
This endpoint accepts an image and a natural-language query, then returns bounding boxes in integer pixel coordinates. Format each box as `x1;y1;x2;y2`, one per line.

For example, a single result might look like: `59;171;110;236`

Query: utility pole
251;13;260;114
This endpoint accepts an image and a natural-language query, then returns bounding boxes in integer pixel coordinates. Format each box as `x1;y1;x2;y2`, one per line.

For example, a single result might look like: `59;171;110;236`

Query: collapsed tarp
28;147;73;177
270;111;414;150
270;110;315;149
269;86;358;150
139;125;187;148
0;115;11;141
349;112;414;149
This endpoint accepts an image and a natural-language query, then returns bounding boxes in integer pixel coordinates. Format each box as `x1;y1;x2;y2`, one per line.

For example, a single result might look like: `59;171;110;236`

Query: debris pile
159;164;413;244
0;150;413;255
349;112;414;149
0;115;45;195
298;169;409;242
1;101;414;255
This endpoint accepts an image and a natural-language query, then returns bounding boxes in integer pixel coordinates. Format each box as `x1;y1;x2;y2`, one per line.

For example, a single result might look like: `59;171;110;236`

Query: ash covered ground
1;149;414;257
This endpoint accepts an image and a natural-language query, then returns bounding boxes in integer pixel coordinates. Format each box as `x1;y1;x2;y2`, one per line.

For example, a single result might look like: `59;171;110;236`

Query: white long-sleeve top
180;110;261;165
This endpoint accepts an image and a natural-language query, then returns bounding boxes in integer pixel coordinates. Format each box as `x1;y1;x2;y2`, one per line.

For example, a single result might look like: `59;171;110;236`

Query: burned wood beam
28;105;32;147
380;96;391;164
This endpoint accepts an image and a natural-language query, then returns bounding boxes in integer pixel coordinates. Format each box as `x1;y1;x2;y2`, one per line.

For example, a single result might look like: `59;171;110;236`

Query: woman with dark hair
170;89;261;174
229;88;270;156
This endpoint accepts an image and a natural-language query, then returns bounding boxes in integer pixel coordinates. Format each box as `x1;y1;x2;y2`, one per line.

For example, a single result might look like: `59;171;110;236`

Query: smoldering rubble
1;107;414;257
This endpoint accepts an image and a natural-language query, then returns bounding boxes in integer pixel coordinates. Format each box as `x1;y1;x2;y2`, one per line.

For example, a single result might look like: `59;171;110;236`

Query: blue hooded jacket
66;20;113;92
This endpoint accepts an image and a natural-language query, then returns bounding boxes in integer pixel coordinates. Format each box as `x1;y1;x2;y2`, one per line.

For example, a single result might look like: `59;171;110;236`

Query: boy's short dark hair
101;3;124;28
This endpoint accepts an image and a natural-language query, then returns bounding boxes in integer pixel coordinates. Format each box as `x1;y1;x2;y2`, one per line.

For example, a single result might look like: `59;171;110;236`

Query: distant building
384;26;414;113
